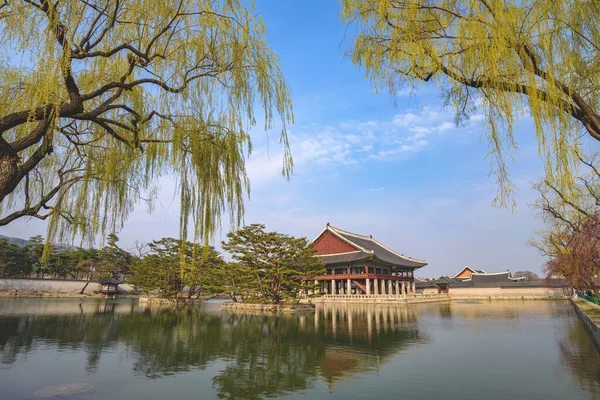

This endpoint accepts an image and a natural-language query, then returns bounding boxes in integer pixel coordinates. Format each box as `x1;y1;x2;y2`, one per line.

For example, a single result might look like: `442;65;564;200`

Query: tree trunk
80;280;91;295
0;151;20;203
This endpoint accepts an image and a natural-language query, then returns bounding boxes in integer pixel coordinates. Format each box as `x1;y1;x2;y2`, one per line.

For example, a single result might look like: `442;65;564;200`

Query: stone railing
315;293;451;304
321;293;448;299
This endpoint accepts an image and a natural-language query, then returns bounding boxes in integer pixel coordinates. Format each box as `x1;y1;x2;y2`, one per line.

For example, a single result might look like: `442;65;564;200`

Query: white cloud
246;106;482;188
436;121;455;132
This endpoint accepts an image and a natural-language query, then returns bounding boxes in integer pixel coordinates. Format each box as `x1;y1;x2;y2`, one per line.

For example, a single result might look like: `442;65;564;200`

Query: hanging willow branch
0;0;293;245
342;0;600;208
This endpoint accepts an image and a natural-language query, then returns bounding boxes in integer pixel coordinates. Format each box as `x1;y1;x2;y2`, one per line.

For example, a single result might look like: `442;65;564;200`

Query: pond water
0;299;599;400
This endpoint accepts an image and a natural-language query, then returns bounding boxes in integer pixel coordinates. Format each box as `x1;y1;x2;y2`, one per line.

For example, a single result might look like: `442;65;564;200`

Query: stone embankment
309;289;570;304
221;302;315;313
138;296;204;305
571;295;600;351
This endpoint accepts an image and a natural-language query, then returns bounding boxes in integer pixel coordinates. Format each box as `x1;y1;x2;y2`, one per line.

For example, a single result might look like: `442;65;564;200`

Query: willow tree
0;0;292;244
530;162;600;260
342;0;600;207
531;153;600;281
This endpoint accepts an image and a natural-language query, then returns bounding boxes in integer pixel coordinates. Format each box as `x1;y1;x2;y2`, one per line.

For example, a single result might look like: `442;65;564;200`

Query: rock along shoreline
221;302;315;313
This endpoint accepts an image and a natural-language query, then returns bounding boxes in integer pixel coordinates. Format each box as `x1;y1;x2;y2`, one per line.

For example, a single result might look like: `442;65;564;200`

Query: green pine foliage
0;233;128;280
128;238;224;298
220;224;325;304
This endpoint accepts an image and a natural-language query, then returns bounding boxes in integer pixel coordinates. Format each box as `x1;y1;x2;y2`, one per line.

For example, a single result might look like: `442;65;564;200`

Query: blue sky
1;0;560;278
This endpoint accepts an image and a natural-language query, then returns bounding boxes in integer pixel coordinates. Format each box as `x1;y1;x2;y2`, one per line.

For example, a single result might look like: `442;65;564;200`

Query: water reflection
558;320;600;397
0;300;426;399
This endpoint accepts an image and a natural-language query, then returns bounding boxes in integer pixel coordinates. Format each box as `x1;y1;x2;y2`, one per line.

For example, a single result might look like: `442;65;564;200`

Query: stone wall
0;278;135;296
138;296;204;305
571;297;600;351
448;286;571;299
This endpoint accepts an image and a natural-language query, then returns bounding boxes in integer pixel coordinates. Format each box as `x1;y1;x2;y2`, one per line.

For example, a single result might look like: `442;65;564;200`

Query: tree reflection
0;301;426;399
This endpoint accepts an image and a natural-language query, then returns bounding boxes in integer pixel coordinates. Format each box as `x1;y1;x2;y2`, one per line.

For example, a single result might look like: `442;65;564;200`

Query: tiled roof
99;277;120;285
316;225;427;268
437;275;566;288
451;266;487;278
470;272;515;283
415;279;437;289
318;251;371;264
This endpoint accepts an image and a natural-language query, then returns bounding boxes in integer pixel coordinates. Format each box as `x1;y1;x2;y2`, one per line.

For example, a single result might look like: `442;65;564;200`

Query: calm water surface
0;299;599;399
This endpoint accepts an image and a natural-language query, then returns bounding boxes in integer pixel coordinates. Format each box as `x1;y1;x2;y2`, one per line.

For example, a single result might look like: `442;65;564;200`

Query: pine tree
128;238;224;298
221;224;324;304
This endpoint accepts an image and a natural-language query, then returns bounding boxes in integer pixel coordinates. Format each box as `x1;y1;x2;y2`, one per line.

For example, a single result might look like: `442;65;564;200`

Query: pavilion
310;224;427;295
99;277;120;295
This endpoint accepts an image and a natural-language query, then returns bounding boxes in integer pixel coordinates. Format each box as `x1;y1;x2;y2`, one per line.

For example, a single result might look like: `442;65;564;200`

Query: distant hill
0;235;33;247
0;235;75;250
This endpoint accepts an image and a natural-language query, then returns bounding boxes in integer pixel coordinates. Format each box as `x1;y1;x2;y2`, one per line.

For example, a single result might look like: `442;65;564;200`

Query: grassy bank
574;297;600;325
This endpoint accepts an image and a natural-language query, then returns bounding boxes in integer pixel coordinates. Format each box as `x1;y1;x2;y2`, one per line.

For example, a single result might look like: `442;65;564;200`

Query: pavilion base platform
310;294;450;304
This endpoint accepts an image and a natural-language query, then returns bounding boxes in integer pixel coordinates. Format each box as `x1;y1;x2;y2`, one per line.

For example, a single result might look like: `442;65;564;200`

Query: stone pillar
347;278;352;295
410;281;415;294
366;278;371;295
388;280;393;296
314;280;319;295
395;280;400;296
401;281;406;296
374;278;379;295
331;279;336;295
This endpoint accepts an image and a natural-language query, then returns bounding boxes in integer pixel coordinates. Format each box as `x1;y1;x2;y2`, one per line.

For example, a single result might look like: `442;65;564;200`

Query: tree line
0;233;132;281
0;224;324;303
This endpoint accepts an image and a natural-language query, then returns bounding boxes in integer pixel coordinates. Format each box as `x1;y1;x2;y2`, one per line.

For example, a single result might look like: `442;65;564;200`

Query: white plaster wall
0;279;135;294
449;286;571;298
0;298;138;315
416;288;439;294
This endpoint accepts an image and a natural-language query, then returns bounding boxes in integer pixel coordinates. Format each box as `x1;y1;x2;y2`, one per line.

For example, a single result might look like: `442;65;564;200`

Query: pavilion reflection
312;303;425;386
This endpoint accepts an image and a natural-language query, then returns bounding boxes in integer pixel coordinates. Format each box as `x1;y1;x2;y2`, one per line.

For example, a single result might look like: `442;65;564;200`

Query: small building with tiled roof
310;224;427;295
451;266;487;280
